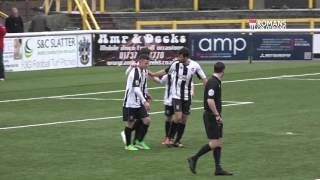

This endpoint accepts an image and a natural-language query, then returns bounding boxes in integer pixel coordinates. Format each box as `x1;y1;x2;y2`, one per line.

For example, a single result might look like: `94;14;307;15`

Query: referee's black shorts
203;111;223;139
122;106;149;122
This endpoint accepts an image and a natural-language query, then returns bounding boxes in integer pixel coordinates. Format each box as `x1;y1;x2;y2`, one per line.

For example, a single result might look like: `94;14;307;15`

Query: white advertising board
313;34;320;54
3;34;92;72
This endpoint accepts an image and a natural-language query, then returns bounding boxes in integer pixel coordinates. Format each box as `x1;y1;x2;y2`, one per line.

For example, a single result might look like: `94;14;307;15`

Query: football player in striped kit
122;54;152;151
158;73;195;146
121;48;155;149
150;47;207;147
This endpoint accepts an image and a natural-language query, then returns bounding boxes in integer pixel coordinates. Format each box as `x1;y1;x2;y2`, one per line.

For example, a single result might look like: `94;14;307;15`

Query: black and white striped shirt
123;67;148;108
165;60;206;101
160;74;174;106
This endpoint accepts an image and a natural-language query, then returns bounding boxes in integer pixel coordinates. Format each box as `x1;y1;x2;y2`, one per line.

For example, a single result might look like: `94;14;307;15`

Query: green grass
1;61;320;180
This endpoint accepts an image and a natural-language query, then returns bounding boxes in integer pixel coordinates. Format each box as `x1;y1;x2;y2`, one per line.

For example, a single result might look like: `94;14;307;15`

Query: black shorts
203;111;223;139
172;98;191;115
122;106;149;122
164;105;174;117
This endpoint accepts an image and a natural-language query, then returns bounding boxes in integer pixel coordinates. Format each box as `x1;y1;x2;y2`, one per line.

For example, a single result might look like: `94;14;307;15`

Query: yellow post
80;0;84;9
309;0;313;9
136;0;140;13
83;0;101;29
68;0;73;13
44;0;49;15
249;0;254;10
241;21;246;29
172;21;177;29
83;7;87;30
310;19;315;29
0;11;8;18
194;0;199;11
56;0;61;12
136;21;141;30
100;0;105;12
92;0;96;12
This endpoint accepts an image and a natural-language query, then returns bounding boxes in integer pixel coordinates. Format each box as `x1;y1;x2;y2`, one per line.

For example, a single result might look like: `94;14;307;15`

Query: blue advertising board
189;34;249;60
253;34;313;60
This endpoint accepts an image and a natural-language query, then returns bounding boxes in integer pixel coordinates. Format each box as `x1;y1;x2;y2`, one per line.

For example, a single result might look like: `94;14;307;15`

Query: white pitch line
276;77;320;81
1;72;319;103
222;100;254;104
277;73;320;78
222;72;320;84
0;86;164;103
56;97;123;101
0;102;254;131
55;97;254;104
56;97;166;102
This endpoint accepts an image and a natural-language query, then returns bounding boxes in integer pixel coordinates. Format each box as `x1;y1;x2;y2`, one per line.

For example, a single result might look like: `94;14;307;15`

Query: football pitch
1;61;320;180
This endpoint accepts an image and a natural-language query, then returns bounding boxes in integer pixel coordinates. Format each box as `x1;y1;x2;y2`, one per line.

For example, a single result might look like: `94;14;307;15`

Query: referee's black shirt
204;75;222;114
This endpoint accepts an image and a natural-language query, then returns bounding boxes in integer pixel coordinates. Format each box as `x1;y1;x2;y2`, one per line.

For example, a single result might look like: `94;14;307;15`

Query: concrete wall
105;0;192;11
254;0;265;9
265;0;308;8
140;0;192;9
199;0;249;10
106;0;135;11
316;0;320;8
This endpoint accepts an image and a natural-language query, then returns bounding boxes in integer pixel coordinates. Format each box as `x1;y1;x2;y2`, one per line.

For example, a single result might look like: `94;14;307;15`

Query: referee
187;62;232;176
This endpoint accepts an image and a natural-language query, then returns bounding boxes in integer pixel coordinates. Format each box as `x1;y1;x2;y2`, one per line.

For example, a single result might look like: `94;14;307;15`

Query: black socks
194;144;211;159
193;144;222;170
165;121;171;137
214;147;221;169
168;122;177;139
175;123;186;143
124;127;133;146
137;123;149;142
133;120;142;143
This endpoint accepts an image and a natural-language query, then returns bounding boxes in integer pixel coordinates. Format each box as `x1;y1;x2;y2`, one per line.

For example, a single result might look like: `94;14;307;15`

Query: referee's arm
206;82;222;122
207;99;220;117
207;99;222;123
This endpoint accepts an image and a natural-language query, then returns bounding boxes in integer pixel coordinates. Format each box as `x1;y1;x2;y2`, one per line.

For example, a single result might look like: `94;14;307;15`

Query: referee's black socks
194;144;211;159
124;127;133;146
192;145;222;168
213;147;222;169
175;123;186;143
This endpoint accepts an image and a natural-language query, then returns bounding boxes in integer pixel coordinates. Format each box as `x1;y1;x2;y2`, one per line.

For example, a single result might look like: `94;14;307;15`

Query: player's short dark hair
178;47;189;58
138;54;150;61
138;47;151;56
214;62;225;73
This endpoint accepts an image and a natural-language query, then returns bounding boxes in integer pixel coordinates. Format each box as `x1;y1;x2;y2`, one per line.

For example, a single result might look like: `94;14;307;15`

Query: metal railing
136;18;320;30
55;0;317;13
43;0;100;30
